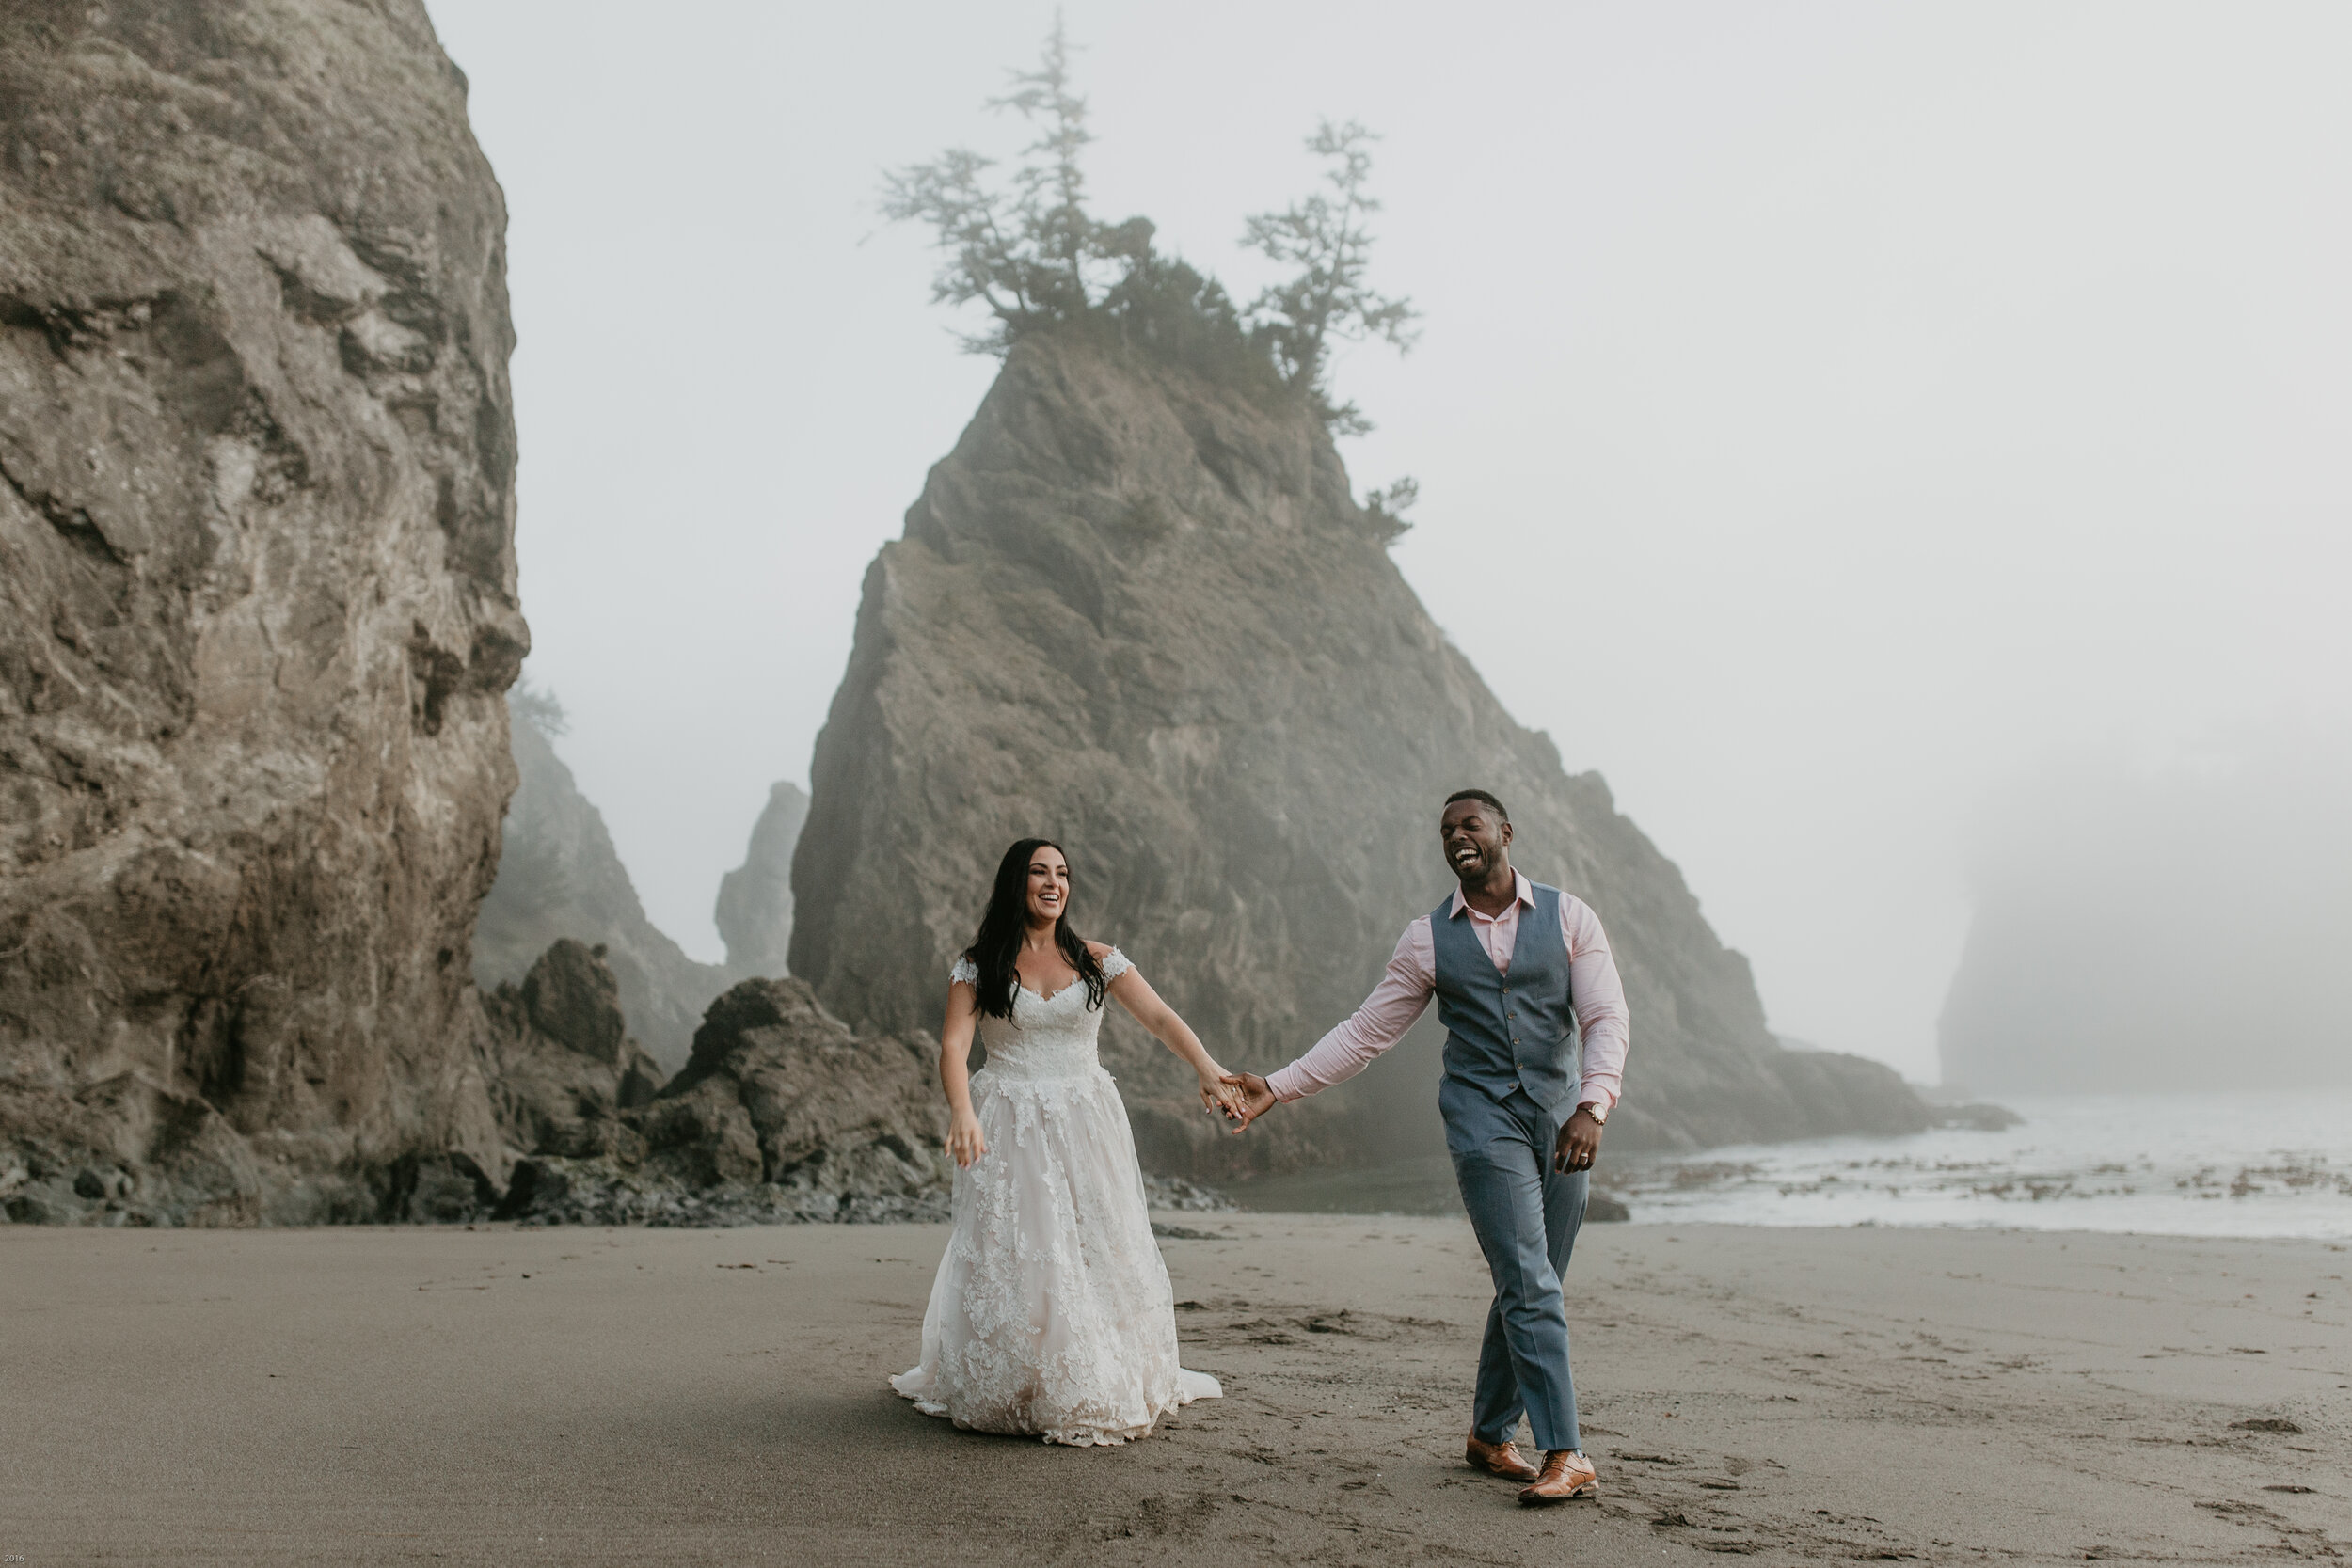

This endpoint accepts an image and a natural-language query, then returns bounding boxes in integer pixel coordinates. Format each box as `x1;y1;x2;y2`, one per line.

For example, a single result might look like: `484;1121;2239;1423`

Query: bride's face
1025;847;1071;927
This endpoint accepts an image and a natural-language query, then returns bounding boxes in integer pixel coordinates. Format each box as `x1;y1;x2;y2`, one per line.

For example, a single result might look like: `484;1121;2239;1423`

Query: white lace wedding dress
891;949;1222;1445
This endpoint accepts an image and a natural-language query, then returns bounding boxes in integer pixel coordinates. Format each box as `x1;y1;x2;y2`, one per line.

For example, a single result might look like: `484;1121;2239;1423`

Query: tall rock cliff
715;781;807;978
474;705;731;1073
792;330;1927;1176
0;1;521;1220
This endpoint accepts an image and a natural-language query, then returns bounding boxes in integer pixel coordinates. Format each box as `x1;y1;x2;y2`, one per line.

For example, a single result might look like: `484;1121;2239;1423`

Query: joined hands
1216;1072;1278;1132
1197;1067;1251;1124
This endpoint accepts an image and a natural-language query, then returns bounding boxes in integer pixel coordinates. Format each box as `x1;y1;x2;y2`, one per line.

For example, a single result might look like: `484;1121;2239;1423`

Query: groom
1226;789;1629;1505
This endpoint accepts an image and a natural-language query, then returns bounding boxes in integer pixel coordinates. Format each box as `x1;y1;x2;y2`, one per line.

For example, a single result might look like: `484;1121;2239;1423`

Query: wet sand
3;1217;2346;1565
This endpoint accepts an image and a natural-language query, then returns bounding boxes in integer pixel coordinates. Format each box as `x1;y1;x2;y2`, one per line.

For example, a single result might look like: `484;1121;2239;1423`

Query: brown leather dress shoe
1518;1449;1599;1505
1464;1433;1541;1482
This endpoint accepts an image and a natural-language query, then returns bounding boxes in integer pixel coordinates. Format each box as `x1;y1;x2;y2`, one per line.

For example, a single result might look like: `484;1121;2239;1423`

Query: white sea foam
1610;1090;2352;1238
1225;1090;2352;1237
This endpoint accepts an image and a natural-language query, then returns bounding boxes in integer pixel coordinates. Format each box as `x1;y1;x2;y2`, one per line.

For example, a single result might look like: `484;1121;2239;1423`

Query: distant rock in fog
1;1;519;1224
790;329;1928;1178
475;705;730;1073
1940;752;2352;1094
715;782;808;977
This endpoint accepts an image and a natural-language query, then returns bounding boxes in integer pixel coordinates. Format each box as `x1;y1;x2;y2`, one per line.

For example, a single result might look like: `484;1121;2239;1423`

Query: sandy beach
4;1216;2346;1565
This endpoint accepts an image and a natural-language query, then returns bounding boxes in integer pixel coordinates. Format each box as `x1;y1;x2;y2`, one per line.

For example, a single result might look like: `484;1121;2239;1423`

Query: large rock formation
474;704;731;1072
0;1;522;1222
792;329;1929;1177
714;781;807;977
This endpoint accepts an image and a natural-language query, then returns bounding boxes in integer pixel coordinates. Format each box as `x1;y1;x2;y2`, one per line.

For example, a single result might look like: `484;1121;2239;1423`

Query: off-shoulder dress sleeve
1100;947;1133;983
948;956;978;986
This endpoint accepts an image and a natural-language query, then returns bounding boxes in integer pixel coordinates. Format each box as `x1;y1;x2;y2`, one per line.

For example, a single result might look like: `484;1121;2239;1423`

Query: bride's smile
1025;853;1067;918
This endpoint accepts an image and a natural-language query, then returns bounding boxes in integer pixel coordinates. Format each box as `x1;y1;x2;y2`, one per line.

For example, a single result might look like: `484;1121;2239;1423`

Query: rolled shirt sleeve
1562;895;1629;1111
1265;921;1435;1101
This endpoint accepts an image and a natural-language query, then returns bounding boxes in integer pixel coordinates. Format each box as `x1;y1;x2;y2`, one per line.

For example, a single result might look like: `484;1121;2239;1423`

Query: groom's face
1440;800;1512;883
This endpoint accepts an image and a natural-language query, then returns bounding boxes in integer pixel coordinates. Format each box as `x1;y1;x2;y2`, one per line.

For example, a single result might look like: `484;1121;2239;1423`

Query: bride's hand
1220;1072;1278;1131
946;1109;987;1168
1198;1066;1248;1121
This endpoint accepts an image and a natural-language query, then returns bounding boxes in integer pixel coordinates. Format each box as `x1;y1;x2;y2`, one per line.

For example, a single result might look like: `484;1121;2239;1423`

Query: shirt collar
1448;870;1534;920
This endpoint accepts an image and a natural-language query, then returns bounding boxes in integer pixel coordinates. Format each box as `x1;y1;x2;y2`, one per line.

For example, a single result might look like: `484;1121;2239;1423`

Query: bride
892;837;1242;1445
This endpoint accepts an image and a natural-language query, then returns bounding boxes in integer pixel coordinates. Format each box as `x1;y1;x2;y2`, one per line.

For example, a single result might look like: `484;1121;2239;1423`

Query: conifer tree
880;13;1149;354
1240;120;1420;434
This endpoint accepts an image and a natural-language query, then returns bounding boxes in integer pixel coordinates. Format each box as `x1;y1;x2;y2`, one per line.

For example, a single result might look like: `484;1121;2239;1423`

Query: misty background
421;1;2351;1085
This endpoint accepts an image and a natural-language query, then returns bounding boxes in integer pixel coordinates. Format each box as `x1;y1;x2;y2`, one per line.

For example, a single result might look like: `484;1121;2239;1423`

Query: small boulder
378;1151;500;1225
1933;1102;2023;1132
521;940;630;1064
640;1085;764;1190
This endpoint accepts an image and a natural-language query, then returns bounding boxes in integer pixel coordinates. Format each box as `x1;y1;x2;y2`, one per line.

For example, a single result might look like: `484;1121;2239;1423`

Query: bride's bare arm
1097;945;1248;1119
941;977;986;1167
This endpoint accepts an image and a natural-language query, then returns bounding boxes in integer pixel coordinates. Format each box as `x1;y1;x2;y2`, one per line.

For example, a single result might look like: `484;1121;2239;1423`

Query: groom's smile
1440;797;1514;890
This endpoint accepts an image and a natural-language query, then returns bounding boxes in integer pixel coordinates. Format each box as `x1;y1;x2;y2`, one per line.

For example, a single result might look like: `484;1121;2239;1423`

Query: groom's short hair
1443;788;1509;822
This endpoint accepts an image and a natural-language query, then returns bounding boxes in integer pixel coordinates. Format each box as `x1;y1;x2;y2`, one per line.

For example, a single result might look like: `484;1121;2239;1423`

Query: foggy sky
422;1;2352;1082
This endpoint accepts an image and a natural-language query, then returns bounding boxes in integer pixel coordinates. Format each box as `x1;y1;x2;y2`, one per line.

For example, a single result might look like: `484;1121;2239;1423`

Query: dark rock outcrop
474;707;730;1072
475;945;951;1227
1;1;520;1221
714;781;808;977
647;976;949;1205
480;938;663;1162
791;330;1929;1177
0;1072;263;1227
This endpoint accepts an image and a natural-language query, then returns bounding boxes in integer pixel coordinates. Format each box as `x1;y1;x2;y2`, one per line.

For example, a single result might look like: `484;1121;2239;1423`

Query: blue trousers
1442;1078;1588;1452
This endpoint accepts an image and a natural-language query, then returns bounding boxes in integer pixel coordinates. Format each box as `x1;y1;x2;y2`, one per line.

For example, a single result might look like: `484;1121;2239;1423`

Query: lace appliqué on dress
950;950;1129;987
895;944;1219;1445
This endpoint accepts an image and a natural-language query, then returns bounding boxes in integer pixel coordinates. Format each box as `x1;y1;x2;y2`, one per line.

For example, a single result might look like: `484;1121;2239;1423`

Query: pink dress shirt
1265;872;1630;1112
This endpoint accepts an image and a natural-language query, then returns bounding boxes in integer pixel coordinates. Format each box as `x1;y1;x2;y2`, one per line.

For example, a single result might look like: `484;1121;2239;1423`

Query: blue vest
1431;881;1581;1113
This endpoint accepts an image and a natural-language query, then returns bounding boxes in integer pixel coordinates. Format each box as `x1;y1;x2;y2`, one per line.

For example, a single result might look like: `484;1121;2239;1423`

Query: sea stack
789;328;1928;1177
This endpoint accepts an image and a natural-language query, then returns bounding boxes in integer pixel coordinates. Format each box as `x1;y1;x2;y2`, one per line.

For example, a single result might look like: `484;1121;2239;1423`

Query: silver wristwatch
1577;1100;1608;1125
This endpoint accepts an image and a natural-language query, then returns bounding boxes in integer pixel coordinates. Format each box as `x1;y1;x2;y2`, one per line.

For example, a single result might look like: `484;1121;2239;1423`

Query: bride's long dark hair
962;837;1105;1020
